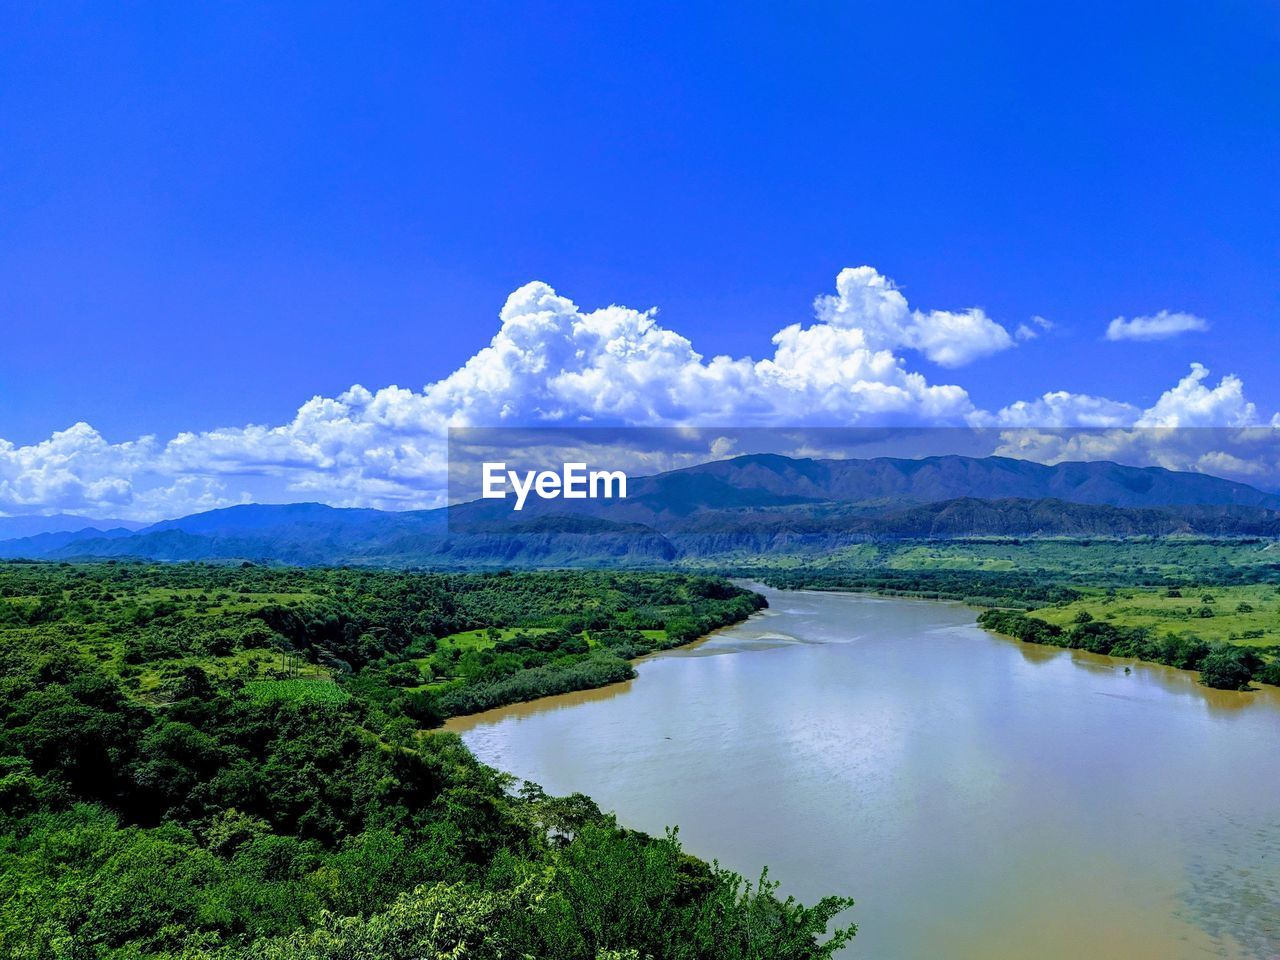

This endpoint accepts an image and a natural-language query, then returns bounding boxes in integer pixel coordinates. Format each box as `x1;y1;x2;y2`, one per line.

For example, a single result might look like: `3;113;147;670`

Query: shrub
1198;646;1263;691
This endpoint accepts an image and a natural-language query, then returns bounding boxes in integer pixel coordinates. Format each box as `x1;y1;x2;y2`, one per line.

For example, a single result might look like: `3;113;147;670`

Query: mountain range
0;513;147;540
2;454;1279;566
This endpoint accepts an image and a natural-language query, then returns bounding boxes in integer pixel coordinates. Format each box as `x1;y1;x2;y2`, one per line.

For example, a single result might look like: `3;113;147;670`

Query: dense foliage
0;562;851;959
0;562;765;725
976;608;1276;690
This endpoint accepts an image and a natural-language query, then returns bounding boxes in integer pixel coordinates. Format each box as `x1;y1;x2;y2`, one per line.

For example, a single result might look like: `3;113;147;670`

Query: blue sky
1;2;1278;518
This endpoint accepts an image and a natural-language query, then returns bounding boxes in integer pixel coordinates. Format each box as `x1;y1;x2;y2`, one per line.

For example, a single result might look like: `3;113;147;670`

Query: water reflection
450;586;1280;959
998;629;1280;716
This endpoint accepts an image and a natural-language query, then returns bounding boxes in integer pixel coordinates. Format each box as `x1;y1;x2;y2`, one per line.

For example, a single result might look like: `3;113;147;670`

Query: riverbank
441;574;1278;727
444;604;778;732
745;567;1280;693
977;606;1280;691
414;581;768;724
453;585;1280;959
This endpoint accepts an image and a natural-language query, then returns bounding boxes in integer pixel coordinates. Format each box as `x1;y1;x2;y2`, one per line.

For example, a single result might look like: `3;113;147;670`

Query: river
448;586;1280;959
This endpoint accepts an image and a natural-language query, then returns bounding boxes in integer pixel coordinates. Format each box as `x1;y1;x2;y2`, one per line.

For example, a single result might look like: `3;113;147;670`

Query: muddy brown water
448;586;1280;959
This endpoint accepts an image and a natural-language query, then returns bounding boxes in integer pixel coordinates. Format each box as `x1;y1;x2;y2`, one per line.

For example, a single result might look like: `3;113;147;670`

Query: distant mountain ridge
0;513;147;540
2;454;1278;566
623;453;1280;512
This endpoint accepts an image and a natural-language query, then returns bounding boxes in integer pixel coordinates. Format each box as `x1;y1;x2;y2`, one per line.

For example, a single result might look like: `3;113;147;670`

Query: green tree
1198;646;1262;690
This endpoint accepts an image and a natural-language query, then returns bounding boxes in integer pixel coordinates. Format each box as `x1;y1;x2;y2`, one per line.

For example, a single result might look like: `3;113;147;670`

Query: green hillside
0;562;854;960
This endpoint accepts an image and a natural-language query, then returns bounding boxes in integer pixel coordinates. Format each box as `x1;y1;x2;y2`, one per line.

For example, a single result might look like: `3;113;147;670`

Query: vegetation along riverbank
0;560;857;959
745;538;1280;691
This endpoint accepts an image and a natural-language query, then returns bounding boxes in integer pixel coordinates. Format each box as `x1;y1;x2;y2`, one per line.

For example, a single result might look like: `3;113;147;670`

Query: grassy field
693;537;1280;581
884;539;1280;578
407;626;672;689
244;678;350;704
432;626;668;653
435;626;560;652
1033;583;1280;647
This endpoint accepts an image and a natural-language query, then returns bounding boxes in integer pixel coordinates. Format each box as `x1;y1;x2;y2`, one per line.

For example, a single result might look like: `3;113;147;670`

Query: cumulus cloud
976;391;1139;428
978;363;1258;431
990;426;1280;488
0;271;1273;521
423;271;980;426
986;365;1274;484
0;425;156;515
813;267;1016;367
1105;310;1209;341
0;268;991;519
1134;362;1256;428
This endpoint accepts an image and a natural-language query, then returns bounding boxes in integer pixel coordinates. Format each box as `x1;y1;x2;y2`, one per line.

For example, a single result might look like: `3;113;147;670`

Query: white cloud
0;273;1273;522
1134;362;1256;428
813;266;1016;367
986;365;1275;484
977;391;1139;428
1015;316;1054;341
0;424;155;515
1;268;993;519
1196;450;1270;477
979;363;1259;432
420;271;979;426
990;426;1280;488
1105;310;1209;341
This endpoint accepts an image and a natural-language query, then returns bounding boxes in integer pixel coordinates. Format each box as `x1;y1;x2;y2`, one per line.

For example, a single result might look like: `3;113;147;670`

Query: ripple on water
1179;814;1280;958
